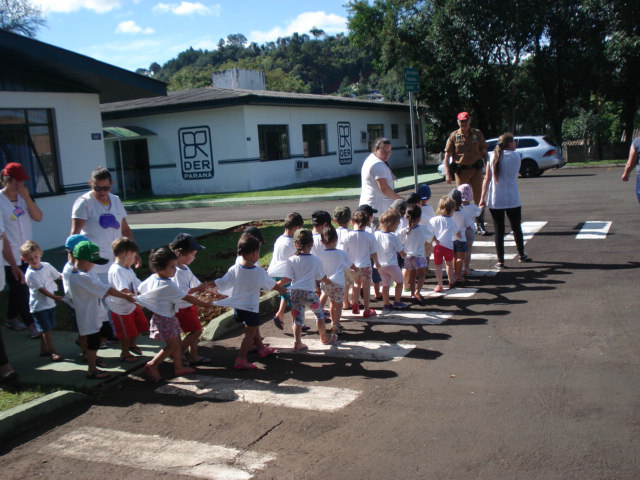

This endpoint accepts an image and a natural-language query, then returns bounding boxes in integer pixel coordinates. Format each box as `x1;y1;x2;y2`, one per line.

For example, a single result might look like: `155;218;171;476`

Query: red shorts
176;305;202;333
110;307;149;340
433;244;454;266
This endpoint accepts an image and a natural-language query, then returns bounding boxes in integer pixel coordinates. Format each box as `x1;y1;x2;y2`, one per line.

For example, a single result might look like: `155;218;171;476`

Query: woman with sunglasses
71;166;137;283
0;162;43;338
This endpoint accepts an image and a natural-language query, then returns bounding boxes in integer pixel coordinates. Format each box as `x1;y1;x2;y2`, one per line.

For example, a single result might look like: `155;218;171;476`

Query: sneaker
433;285;443;293
351;304;360;315
382;304;394;313
234;358;257;370
5;318;26;331
519;254;532;263
362;308;377;318
28;322;42;339
301;324;311;332
393;302;409;310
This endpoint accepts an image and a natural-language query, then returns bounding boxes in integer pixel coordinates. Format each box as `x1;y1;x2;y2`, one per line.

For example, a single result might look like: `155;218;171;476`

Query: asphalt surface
1;166;639;479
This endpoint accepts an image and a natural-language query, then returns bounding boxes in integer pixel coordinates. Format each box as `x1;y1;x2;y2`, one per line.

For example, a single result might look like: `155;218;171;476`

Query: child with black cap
417;184;436;226
311;210;331;256
170;233;214;365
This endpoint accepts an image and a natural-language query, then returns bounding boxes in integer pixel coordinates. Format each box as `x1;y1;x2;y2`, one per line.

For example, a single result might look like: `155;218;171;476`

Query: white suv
486;135;565;177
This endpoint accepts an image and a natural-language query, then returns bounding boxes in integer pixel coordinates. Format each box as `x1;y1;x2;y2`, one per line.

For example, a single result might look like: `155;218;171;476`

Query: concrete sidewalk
125;171;444;212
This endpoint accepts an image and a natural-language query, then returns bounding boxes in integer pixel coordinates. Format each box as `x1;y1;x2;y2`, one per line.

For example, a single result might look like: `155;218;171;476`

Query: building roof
101;86;410;119
0;30;166;103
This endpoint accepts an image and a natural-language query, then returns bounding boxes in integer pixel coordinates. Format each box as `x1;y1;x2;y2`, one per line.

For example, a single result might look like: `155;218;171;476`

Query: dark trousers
0;327;8;366
4;263;34;326
489;207;525;262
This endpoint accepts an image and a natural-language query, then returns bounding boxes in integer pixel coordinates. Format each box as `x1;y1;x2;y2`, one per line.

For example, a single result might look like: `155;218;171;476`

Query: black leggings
4;263;34;326
489;206;525;262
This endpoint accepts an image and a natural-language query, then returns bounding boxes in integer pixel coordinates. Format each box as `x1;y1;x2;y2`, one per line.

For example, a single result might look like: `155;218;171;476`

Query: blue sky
35;0;351;72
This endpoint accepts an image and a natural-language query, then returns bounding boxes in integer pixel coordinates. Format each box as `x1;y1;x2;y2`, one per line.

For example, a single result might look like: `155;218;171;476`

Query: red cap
457;111;470;121
2;162;29;181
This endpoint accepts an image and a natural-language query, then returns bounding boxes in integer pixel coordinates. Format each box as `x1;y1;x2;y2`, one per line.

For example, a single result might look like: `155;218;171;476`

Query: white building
101;85;423;196
0;30;166;249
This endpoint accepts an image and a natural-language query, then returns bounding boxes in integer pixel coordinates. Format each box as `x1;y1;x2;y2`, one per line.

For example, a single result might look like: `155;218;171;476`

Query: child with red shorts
170;233;214;366
107;237;149;362
429;196;462;292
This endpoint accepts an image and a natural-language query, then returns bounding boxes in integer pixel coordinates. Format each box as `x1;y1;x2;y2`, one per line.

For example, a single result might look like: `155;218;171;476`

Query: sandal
143;363;163;382
191;355;212;365
130;346;143;355
258;346;277;358
50;353;62;362
234;358;257;370
273;316;284;330
322;333;338;345
174;366;197;377
120;355;138;363
433;285;443;293
293;343;308;351
301;324;311;332
87;370;110;380
331;325;344;334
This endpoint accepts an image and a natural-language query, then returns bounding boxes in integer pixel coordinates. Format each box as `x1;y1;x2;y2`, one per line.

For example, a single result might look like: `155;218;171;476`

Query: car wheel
520;159;540;178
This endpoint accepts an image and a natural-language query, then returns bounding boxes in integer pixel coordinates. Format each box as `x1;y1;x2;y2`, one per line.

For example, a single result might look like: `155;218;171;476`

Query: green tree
0;0;45;37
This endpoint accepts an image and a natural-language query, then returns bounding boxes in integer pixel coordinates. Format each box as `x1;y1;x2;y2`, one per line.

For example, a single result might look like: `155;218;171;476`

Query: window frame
302;123;328;158
258;124;290;161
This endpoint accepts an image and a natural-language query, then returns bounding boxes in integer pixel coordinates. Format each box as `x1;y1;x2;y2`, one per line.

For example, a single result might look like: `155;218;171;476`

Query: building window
367;124;384;150
391;124;399;139
258;124;290;161
302;124;327;157
0;109;60;196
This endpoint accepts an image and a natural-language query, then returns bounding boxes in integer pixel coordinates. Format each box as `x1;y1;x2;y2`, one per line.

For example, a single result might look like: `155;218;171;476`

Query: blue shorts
453;240;469;253
371;260;382;283
234;308;260;327
273;277;291;306
33;307;56;332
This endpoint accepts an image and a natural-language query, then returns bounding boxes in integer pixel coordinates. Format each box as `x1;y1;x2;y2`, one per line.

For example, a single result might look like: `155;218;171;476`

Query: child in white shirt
137;247;214;381
170;233;214;366
449;189;468;285
375;210;408;312
458;183;482;275
281;230;338;351
333;206;354;310
21;240;64;362
107;237;149;363
344;210;380;317
267;212;303;330
214;234;287;369
311;210;331;256
417;184;436;226
399;205;434;305
429;196;461;292
318;226;357;334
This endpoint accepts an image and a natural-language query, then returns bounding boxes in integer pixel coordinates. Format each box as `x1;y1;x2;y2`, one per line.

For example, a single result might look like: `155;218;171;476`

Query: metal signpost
404;67;420;189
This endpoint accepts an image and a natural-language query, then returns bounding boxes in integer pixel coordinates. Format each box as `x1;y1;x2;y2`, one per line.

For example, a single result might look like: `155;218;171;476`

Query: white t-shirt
429;215;460;250
344;229;378;268
396;216;409;236
61;261;75;308
267;234;296;277
137;275;186;317
106;263;141;315
0;193;32;267
311;232;326;256
336;226;351;250
419;205;436;226
0;215;5;291
486;150;522;209
71;191;128;275
375;231;404;266
214;263;275;313
359;153;395;213
318;248;352;285
461;203;482;230
172;264;202;310
25;262;61;312
401;225;434;258
452;210;465;238
67;269;110;336
285;254;325;291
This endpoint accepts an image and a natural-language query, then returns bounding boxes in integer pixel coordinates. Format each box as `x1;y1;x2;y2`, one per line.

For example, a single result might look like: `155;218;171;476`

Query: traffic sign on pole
404;67;419;93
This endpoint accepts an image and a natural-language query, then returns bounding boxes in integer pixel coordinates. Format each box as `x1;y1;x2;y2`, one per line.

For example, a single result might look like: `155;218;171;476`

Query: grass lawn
0;384;56;412
123;165;438;204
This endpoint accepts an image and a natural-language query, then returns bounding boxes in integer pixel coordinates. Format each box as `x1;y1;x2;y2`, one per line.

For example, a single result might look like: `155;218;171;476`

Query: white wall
0;91;106;250
103;103;420;195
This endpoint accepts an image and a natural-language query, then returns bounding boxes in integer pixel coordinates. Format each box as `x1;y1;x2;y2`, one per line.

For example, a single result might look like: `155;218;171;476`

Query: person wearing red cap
0;162;44;337
444;112;489;234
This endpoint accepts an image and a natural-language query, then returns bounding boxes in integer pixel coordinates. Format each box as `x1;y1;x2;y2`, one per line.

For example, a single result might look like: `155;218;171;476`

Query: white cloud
249;11;347;43
152;2;220;16
115;20;155;34
36;0;123;14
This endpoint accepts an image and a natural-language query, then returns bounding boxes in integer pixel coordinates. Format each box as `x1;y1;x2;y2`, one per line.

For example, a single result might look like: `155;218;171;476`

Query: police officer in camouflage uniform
444;111;489;234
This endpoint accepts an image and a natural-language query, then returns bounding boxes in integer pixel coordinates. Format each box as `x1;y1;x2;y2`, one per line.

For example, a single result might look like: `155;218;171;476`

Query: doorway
113;139;151;196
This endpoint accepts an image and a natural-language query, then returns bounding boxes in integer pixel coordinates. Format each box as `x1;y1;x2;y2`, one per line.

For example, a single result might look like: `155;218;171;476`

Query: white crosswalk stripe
261;337;415;362
42;426;275;480
346;310;452;325
156;375;361;412
576;221;611;239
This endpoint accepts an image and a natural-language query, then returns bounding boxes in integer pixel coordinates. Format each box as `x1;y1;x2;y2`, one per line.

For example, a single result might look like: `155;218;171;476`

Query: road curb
0;390;89;444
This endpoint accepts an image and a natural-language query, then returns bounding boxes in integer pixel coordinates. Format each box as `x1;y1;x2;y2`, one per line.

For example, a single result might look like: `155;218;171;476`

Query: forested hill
137;31;390;98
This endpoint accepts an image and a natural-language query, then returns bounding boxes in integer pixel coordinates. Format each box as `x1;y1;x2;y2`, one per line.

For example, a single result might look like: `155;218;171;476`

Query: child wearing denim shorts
399;205;434;305
449;188;468;286
281;230;338;351
21;240;64;362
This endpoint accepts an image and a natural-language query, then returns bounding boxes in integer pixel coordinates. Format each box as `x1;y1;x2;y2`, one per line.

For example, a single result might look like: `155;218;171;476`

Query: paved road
2;166;639;479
